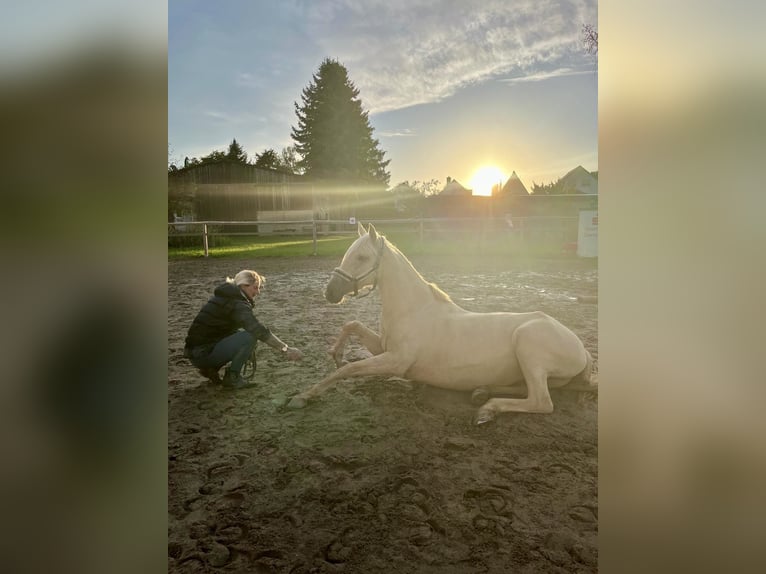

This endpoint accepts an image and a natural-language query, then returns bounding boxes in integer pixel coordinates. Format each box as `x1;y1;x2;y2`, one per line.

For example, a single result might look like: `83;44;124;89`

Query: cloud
203;109;267;126
203;110;231;121
235;72;262;88
500;67;595;85
294;0;597;113
378;128;416;138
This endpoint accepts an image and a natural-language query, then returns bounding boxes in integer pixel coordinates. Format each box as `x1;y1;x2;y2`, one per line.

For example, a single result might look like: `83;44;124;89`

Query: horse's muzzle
324;275;349;303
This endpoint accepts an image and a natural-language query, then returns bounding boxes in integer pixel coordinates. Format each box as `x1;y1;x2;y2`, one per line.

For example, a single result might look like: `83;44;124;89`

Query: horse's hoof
471;388;490;406
473;410;495;425
328;351;343;368
286;396;307;410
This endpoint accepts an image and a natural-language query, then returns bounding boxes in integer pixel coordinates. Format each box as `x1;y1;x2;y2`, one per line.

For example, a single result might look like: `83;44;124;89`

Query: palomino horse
287;223;596;424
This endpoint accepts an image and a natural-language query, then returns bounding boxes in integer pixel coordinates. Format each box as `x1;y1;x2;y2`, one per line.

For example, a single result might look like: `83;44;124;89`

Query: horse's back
400;308;574;390
398;306;587;391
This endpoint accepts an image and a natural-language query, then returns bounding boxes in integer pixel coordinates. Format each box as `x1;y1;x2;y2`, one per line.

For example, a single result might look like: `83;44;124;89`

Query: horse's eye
357;254;370;263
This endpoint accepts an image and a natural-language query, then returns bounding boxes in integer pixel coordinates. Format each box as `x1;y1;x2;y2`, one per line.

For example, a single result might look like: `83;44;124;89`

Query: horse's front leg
287;351;405;409
329;320;383;368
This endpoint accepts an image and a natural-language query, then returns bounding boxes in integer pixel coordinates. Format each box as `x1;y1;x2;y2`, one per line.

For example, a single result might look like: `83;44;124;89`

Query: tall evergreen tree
291;58;390;185
226;138;248;163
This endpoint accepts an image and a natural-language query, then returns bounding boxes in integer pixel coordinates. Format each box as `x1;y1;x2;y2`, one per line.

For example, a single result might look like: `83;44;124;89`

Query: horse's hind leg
474;320;563;424
561;350;598;393
474;365;554;424
329;320;383;367
470;384;526;405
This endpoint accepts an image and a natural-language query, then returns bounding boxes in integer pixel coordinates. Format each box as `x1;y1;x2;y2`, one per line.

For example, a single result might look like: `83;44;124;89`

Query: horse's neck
378;246;435;312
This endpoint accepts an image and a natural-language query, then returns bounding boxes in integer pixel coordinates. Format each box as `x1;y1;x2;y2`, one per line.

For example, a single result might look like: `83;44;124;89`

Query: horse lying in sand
287;223;597;424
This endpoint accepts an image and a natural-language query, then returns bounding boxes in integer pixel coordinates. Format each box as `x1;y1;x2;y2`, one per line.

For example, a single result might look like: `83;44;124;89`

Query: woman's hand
285;347;303;361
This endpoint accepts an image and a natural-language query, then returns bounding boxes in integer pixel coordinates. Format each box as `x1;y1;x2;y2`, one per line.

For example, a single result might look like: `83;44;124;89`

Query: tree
531;180;561;195
254;148;281;170
582;24;598;56
171;140;245;171
279;145;301;174
226;138;248;163
291;58;390;185
411;178;442;197
390;181;421;214
168;142;180;172
201;149;227;163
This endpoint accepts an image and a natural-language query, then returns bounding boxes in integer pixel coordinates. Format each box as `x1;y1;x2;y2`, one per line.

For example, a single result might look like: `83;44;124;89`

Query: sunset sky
168;0;598;195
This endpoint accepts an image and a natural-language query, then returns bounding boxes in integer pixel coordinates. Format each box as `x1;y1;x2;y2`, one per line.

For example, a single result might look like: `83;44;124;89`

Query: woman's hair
226;269;265;288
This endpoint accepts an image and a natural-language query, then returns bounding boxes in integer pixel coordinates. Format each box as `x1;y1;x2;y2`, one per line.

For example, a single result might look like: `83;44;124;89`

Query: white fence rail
168;217;581;257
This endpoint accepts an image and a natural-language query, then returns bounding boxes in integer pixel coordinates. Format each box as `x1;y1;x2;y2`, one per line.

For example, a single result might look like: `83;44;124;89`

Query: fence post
203;223;209;257
312;220;317;256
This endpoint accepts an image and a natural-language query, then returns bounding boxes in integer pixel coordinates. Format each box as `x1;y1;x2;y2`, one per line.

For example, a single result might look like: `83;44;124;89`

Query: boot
198;367;222;384
222;369;249;389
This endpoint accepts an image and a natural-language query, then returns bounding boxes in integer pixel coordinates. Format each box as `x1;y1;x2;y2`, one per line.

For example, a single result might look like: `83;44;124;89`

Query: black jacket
184;282;271;349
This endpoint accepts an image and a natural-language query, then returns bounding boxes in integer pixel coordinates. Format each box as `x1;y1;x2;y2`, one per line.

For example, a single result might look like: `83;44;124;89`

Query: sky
168;0;597;195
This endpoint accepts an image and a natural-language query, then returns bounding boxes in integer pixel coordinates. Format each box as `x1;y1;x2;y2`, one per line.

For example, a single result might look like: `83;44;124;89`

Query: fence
168;216;583;257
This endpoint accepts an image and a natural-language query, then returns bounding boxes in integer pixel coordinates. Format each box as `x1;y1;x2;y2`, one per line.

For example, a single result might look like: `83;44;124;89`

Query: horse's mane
383;236;453;303
427;282;453;303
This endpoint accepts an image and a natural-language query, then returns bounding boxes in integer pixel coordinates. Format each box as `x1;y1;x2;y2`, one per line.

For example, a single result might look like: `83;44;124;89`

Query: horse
287;222;597;424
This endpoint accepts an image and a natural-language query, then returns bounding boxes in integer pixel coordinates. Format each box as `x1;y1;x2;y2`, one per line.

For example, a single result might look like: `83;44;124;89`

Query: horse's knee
343;320;363;332
471;387;491;406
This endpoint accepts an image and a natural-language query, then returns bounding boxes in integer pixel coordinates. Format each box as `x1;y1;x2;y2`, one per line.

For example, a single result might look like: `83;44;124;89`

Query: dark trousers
186;331;256;374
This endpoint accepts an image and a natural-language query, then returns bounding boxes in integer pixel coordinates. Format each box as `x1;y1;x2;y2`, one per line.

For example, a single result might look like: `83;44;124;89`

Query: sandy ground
168;253;598;573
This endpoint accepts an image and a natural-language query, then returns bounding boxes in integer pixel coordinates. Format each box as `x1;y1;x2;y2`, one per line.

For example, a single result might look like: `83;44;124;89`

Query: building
498;171;529;196
438;176;473;196
168;160;393;233
558;165;598;195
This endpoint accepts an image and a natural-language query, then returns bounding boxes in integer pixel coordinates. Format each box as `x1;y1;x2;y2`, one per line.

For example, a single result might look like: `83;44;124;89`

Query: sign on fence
577;210;598;257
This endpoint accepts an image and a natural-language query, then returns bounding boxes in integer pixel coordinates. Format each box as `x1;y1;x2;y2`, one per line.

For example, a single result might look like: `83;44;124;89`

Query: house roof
500;171;529;196
559;165;598;194
439;177;472;196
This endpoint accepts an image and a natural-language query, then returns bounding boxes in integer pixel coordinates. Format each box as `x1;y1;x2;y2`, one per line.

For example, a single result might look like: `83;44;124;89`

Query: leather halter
331;236;385;298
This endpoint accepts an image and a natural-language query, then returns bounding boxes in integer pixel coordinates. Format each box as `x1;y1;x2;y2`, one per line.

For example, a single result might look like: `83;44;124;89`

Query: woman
184;270;303;388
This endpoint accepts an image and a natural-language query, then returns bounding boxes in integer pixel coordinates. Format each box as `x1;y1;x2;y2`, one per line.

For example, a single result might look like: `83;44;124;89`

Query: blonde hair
226;269;265;288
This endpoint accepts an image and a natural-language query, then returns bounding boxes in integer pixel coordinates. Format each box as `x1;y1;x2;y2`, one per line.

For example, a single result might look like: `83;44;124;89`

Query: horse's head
325;222;385;303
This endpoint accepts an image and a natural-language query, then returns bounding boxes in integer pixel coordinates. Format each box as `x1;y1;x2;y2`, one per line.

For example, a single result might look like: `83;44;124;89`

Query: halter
332;236;386;298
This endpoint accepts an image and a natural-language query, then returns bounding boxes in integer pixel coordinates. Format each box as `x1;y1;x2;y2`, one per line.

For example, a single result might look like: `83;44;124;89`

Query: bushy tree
291;58;390;185
202;150;227;163
254;148;281;170
532;178;567;195
582;24;598;55
279;145;301;174
531;180;562;195
410;178;442;197
168;142;180;171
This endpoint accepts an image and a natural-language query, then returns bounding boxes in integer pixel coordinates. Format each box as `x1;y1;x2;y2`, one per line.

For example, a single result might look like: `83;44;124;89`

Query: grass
169;235;353;259
168;232;590;261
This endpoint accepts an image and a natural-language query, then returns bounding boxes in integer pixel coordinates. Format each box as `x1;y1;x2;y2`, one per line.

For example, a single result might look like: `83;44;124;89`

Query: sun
469;166;506;196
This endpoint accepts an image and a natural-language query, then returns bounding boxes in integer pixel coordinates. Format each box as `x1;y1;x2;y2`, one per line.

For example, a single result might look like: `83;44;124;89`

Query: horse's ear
357;221;365;237
368;223;378;240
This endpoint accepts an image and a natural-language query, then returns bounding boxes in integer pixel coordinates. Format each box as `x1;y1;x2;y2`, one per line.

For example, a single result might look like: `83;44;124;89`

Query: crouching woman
184;270;303;388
